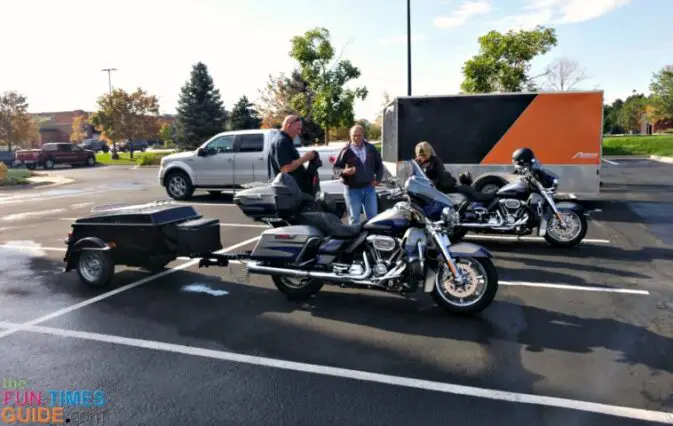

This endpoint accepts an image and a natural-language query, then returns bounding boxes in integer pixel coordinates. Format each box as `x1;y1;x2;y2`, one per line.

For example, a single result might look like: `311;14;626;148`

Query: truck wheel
474;176;506;194
44;159;55;169
86;156;96;167
76;250;115;288
165;170;194;200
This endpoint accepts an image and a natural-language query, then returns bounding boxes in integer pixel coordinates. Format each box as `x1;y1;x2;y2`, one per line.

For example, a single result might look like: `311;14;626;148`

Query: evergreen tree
175;62;228;148
229;95;262;130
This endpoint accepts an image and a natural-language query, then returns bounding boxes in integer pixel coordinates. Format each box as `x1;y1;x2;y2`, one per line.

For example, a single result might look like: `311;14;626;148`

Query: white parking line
602;158;619;165
0;236;260;340
0;244;67;252
1;209;66;222
501;281;649;295
0;321;670;423
220;223;269;228
464;235;611;244
175;202;237;207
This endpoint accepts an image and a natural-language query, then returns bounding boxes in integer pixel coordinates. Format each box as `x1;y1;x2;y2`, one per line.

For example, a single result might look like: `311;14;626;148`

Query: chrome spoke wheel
435;258;488;308
547;211;582;242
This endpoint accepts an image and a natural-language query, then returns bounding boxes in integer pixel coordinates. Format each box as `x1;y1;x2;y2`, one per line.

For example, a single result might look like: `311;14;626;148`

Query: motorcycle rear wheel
272;275;324;300
432;256;498;315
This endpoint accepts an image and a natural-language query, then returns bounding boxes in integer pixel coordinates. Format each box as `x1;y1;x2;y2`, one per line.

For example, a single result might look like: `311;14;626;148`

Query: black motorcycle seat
297;212;362;238
454;186;496;203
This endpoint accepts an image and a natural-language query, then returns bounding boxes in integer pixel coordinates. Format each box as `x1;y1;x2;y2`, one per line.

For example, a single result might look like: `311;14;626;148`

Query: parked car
118;140;149;152
79;139;109;153
158;129;344;200
15;142;96;169
0;151;17;167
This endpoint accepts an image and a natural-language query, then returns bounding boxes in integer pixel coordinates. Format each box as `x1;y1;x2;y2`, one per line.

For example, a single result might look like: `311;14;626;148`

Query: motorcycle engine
498;199;525;225
366;235;400;276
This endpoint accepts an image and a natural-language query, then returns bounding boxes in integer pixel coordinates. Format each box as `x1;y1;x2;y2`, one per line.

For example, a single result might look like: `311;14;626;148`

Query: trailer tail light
274;234;294;240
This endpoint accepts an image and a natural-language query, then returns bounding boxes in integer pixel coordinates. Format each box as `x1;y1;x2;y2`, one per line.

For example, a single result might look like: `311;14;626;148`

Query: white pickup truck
158;128;345;200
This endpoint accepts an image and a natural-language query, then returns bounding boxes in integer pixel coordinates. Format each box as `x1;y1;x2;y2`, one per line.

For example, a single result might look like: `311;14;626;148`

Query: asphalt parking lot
1;160;673;425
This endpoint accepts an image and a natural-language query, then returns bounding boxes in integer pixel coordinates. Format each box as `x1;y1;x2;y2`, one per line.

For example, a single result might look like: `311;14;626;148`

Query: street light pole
101;68;117;95
407;0;411;96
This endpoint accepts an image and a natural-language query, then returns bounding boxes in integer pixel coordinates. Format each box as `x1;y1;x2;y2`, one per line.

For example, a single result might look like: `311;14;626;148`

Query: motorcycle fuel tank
496;180;529;199
363;208;411;235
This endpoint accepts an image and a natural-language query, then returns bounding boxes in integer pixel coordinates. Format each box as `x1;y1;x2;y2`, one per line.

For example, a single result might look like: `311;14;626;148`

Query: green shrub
135;152;170;166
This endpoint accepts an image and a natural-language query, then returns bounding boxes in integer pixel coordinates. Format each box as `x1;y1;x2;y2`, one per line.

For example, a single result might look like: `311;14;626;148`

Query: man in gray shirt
333;124;384;224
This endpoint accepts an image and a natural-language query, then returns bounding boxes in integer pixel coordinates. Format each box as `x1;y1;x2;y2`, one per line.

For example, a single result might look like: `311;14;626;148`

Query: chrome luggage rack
240;180;273;189
90;199;176;213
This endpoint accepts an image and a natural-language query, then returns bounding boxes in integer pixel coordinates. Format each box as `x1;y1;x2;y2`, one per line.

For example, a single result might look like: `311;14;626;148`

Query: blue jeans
344;185;377;224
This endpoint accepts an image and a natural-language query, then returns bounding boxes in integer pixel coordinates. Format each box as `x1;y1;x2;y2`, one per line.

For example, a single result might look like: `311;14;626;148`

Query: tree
617;92;647;132
257;69;324;144
175;62;228;149
0;91;40;151
603;99;625;135
89;88;160;158
159;122;175;147
460;25;558;93
70;114;88;143
289;27;368;144
649;65;673;121
543;57;590;91
229;95;262;130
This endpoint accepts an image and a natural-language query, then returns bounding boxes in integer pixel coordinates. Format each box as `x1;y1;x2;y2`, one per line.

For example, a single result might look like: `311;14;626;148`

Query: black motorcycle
229;160;500;315
446;160;589;247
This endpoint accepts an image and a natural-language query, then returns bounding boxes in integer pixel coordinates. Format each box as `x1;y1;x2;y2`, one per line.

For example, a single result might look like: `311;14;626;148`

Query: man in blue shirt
333;124;384;224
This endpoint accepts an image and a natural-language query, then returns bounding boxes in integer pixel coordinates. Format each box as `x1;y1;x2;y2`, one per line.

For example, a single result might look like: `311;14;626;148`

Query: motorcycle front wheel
432;256;498;315
543;208;588;247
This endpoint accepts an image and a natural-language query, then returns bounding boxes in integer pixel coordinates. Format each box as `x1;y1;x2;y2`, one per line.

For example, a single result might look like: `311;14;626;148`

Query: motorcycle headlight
442;206;458;227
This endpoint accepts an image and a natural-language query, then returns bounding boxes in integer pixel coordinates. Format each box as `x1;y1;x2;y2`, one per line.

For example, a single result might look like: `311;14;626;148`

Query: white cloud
493;0;632;31
379;34;429;45
434;1;492;28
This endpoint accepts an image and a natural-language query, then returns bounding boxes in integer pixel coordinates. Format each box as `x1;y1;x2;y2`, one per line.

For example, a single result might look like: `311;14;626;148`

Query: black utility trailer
63;201;223;288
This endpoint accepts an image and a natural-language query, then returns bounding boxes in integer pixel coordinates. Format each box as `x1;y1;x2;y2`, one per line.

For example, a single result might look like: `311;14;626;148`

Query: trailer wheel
76;250;115;288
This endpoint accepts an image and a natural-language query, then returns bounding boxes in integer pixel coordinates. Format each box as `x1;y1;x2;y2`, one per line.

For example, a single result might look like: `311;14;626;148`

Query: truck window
293;135;302;147
205;135;234;154
237;133;264;152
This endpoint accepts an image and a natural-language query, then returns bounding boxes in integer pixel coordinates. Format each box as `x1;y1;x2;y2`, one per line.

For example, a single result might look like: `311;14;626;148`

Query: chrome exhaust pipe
245;252;373;283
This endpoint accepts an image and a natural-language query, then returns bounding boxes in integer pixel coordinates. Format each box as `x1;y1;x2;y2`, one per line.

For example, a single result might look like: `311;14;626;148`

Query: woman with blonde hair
414;141;457;192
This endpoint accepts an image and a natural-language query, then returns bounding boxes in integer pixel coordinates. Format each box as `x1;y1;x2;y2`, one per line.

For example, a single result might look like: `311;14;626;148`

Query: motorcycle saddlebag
234;173;306;220
176;217;223;257
249;225;324;263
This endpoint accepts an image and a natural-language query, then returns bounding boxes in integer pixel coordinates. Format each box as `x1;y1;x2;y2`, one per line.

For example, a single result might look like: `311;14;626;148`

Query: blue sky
1;0;671;122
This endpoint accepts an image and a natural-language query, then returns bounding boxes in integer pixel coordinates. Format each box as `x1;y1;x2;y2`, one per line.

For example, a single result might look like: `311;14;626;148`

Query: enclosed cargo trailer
381;91;604;197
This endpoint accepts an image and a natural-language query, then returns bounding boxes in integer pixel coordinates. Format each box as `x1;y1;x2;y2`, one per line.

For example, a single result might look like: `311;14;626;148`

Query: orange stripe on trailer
480;92;603;165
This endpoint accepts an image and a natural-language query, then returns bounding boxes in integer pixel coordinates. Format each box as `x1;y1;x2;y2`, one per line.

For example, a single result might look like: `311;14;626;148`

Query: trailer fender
64;237;111;272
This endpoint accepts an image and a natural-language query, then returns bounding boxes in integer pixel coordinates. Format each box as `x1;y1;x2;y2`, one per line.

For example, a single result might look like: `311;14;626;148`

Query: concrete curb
604;155;673;164
25;176;75;189
649;155;673;164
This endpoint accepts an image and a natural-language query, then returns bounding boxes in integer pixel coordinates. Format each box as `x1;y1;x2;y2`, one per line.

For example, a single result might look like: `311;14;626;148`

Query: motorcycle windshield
401;160;455;210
